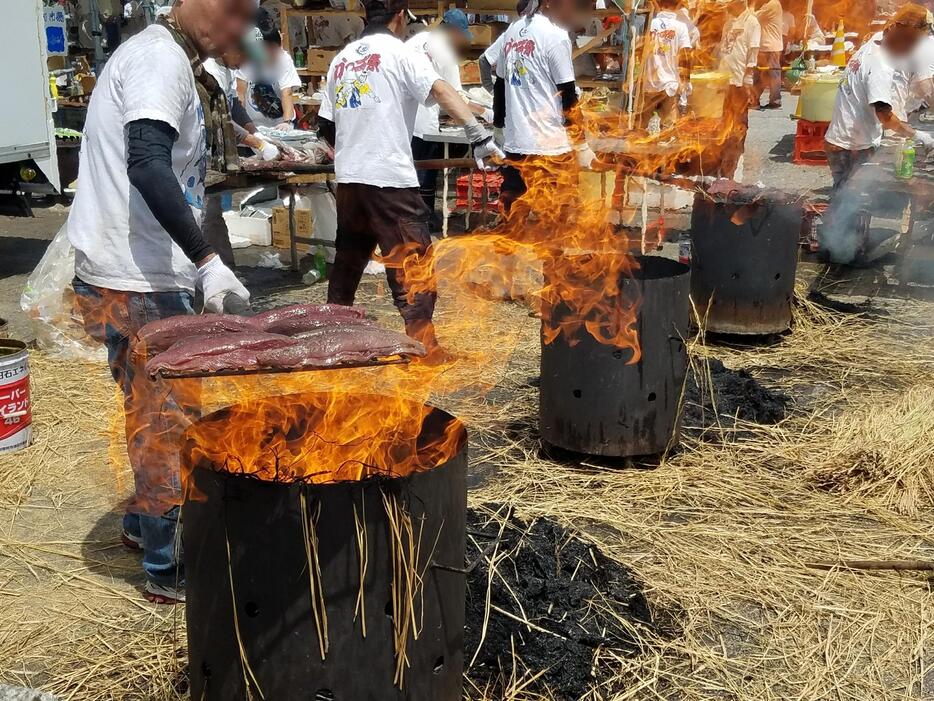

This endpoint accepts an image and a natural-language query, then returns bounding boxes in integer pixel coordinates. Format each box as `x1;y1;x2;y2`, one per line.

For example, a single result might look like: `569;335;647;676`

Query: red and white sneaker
121;530;143;551
144;581;186;605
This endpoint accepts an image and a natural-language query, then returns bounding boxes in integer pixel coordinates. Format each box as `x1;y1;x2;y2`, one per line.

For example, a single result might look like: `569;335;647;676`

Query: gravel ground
0;93;828;341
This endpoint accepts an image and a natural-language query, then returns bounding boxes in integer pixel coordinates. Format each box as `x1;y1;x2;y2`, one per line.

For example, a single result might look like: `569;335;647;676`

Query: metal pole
87;0;105;67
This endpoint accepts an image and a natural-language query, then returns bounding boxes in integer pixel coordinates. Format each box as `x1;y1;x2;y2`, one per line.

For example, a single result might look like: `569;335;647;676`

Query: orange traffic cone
831;19;846;67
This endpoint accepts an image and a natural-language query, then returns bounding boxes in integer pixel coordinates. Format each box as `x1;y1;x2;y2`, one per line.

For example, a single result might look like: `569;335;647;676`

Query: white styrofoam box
223;211;271;248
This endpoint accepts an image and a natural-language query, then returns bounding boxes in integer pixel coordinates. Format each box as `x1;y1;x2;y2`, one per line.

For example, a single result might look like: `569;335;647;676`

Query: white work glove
574;142;597;169
248;134;281;161
482;107;495;123
197;255;250;313
464;118;505;170
473;137;506;170
916;130;934;149
258;140;281;161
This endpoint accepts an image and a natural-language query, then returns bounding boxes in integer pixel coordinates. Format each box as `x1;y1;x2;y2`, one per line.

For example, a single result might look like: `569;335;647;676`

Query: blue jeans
73;278;199;586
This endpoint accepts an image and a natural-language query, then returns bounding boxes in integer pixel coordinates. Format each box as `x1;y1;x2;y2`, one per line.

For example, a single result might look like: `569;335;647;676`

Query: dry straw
1;278;932;700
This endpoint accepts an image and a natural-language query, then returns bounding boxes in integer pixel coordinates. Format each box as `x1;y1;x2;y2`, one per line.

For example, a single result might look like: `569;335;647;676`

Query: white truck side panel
0;0;60;191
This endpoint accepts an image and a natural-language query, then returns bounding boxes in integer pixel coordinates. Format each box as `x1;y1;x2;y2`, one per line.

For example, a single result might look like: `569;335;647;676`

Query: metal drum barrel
690;193;802;335
0;340;32;454
539;255;691;457
182;393;468;701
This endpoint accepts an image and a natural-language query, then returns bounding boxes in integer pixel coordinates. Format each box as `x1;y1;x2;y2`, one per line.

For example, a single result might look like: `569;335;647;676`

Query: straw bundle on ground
0;274;931;700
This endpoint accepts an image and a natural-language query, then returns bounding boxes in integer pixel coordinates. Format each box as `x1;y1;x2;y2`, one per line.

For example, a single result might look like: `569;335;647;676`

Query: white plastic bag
19;223;106;362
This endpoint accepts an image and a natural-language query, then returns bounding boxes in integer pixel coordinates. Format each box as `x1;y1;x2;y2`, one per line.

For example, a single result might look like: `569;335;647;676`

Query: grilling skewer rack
153;355;412;381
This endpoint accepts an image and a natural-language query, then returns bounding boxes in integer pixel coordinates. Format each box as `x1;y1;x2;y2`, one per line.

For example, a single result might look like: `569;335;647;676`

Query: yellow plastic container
688;71;729;119
796;73;841;122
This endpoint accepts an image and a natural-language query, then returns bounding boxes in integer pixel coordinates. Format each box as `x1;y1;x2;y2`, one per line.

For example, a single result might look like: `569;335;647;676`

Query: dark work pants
327;182;436;323
755;51;782;106
411;136;444;220
499;151;576;218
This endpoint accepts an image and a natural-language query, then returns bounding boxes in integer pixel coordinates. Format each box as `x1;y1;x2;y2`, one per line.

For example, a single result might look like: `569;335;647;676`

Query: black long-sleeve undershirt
318;116;336;148
126;119;213;264
493;77;505;129
230;96;255;133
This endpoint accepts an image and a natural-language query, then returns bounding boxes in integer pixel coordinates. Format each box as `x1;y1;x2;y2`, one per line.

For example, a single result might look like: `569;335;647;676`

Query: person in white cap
317;0;504;362
716;0;760;178
822;4;934;263
488;0;597;214
643;0;694;128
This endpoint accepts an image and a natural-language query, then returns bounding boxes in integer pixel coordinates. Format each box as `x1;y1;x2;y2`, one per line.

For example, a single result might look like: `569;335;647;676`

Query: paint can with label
0;340;32;454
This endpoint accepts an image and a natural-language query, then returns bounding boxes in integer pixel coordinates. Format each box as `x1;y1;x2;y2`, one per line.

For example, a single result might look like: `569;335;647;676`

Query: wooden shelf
581;45;625;53
465;5;631;15
282;6;440;16
577;78;626;88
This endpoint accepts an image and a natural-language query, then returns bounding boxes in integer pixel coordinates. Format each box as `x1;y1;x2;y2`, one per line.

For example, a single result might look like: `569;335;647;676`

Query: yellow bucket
688;71;730;119
795;73;841;122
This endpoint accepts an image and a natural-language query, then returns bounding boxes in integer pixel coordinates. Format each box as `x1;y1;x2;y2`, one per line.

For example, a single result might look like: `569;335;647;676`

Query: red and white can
0;340;32;454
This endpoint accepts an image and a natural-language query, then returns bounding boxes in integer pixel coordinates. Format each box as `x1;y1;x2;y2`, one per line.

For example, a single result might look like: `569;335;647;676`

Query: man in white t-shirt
643;0;693;128
203;51;282;266
317;0;503;361
236;8;302;129
488;0;597;214
754;0;783;108
407;10;495;224
823;5;933;262
66;0;255;604
716;0;760;178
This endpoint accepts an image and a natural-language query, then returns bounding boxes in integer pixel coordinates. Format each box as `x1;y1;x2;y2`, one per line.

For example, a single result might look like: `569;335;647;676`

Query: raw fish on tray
135;314;254;354
249;303;367;335
257;326;426;369
146;332;295;376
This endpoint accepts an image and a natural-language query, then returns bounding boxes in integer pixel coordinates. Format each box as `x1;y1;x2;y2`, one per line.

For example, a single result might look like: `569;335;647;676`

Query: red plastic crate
793;119;830;166
454;172;503;210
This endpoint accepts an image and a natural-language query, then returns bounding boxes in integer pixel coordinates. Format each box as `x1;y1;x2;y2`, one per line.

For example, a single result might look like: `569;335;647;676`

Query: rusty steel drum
182;393;468;701
690;192;802;335
539;255;691;457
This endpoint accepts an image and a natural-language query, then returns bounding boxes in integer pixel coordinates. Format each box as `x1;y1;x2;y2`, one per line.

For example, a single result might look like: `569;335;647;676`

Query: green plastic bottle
896;139;915;180
314;246;327;281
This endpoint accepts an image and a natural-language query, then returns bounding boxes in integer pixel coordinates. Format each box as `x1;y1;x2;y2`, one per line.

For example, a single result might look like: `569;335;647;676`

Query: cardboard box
271;206;314;253
468;22;507;47
305;49;337;74
460;59;481;85
466;0;510;11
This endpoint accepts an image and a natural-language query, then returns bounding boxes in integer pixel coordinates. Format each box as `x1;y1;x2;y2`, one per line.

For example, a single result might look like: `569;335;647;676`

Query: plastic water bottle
647;112;661;136
895;138;916;180
314;246;327;281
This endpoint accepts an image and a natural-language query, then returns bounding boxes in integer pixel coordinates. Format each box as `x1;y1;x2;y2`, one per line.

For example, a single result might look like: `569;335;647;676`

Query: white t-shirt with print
319;32;441;188
719;8;761;88
406;29;463;138
203;58;238;105
235;48;302;127
644;10;692;96
491;13;575;156
67;24;206;293
482;32;507;71
826;39;899;151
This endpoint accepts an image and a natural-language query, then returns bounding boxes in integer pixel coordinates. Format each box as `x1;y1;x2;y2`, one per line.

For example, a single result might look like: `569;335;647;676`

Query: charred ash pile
464;506;677;699
682;358;788;438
